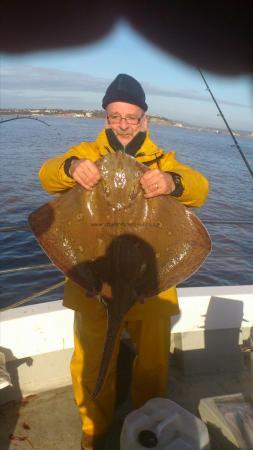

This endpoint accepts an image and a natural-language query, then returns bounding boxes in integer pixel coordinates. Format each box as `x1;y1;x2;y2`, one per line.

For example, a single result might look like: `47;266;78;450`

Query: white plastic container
120;398;210;450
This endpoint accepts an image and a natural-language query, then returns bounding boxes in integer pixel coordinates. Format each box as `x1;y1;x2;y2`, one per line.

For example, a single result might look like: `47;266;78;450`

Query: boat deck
0;351;251;450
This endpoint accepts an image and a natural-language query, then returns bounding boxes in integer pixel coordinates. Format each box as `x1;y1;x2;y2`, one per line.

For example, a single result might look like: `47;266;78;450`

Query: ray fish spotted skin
28;152;211;398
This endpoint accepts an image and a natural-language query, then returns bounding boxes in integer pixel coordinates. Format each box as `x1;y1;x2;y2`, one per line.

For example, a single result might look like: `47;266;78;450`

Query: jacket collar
95;128;164;160
105;128;147;156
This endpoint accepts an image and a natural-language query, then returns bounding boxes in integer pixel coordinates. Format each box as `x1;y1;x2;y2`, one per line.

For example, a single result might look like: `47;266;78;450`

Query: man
39;74;209;450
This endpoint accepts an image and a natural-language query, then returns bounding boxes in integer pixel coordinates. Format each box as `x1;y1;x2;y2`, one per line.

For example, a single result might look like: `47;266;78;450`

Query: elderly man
39;74;209;450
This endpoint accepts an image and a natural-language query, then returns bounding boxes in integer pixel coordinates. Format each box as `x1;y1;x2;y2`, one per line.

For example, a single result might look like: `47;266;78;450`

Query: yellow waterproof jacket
39;129;209;317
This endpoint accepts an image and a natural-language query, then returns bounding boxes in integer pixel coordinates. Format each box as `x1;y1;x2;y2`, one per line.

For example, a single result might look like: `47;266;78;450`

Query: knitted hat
102;74;148;111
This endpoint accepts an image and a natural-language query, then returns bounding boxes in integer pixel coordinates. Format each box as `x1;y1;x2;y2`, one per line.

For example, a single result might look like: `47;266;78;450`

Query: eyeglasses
107;114;143;125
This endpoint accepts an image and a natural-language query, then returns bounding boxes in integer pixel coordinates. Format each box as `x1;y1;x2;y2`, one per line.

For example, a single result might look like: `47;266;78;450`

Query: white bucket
120;398;210;450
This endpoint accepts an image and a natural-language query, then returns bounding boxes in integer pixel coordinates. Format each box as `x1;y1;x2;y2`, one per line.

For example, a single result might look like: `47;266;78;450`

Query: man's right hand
69;159;101;190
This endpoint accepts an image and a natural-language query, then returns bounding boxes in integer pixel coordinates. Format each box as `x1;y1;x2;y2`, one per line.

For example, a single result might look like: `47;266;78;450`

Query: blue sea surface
0;117;252;308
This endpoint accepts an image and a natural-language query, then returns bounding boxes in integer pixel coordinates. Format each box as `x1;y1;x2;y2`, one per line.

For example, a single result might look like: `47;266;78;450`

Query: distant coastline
1;108;252;139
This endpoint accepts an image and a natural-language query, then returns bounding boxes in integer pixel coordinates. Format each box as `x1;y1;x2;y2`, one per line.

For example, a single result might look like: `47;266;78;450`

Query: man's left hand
140;169;175;198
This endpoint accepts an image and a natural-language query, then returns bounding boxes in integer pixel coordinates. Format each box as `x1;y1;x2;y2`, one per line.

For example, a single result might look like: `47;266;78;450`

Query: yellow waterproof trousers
70;298;171;439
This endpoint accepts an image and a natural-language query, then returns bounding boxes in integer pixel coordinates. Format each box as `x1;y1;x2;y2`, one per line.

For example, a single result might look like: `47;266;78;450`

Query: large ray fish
28;152;211;398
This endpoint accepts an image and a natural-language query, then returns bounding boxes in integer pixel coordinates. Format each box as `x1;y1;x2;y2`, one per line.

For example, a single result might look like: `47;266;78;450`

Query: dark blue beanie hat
102;74;148;111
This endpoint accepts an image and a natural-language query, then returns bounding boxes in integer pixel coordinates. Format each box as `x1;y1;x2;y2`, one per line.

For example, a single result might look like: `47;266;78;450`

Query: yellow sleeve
38;142;99;194
159;151;209;207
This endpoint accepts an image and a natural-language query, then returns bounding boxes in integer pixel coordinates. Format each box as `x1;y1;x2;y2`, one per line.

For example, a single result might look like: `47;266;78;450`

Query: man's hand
69;159;101;190
140;169;175;198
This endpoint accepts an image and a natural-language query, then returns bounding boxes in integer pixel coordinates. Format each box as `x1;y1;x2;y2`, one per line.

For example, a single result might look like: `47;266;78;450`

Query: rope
0;221;252;234
0;225;30;232
0;280;65;312
0;217;252;311
203;221;253;225
0;263;53;275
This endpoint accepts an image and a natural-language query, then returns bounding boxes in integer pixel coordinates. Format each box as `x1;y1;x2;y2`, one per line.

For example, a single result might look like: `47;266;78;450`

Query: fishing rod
0;115;50;126
198;68;253;180
0;114;62;137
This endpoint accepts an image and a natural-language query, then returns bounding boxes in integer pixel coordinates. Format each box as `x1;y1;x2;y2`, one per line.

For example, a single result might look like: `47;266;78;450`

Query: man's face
106;102;147;146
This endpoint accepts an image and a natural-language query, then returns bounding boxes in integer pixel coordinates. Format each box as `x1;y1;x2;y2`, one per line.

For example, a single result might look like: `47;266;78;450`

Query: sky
1;21;252;131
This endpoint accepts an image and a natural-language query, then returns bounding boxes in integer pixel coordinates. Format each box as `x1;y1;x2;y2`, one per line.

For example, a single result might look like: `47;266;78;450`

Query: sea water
0;117;252;308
